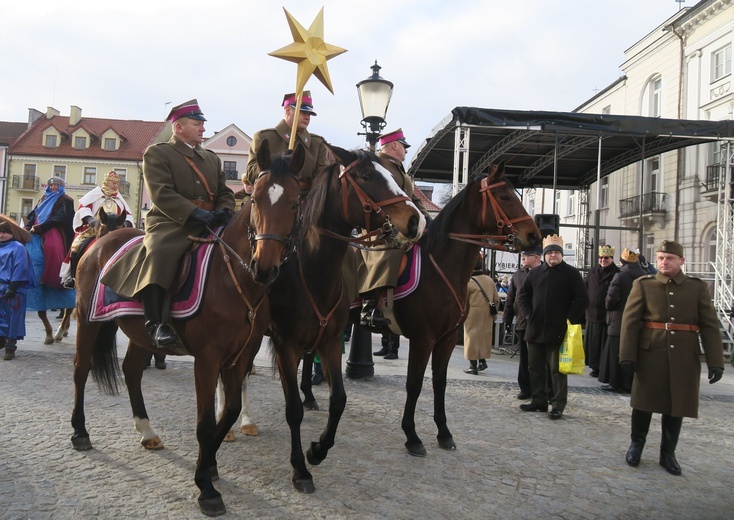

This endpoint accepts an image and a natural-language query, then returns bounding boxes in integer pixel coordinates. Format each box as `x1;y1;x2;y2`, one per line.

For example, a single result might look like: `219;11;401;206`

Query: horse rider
60;170;135;289
245;90;333;194
24;177;75;288
100;99;235;349
356;129;431;334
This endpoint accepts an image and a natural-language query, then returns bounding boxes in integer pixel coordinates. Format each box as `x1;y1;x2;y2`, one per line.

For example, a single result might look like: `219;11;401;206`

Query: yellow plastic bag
559;320;585;375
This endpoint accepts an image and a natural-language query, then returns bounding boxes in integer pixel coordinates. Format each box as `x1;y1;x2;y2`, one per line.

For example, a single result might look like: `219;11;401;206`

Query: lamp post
346;61;394;380
357;61;393;152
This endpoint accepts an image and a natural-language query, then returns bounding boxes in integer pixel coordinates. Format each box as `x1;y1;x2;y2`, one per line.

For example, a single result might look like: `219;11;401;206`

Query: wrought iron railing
224;169;239;181
618;191;667;218
11;175;40;191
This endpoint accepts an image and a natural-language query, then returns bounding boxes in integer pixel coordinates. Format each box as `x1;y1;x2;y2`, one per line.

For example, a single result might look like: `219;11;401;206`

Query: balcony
619;191;667;227
224;169;239;181
11;175;40;191
702;164;734;201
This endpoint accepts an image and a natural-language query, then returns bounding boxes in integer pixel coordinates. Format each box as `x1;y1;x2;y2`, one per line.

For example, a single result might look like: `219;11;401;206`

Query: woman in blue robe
0;220;35;360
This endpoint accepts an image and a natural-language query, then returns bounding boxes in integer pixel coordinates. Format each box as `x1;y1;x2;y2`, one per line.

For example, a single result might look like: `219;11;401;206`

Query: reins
297;247;343;354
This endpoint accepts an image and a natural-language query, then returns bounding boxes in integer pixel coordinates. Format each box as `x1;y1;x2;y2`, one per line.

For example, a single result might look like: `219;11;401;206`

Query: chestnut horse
70;141;302;516
225;146;424;494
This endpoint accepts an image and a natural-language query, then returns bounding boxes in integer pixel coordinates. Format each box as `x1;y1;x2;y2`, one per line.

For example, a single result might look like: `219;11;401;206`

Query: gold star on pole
269;7;347;148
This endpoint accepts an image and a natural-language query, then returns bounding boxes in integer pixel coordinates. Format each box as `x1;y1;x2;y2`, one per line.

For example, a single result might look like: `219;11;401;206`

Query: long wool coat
620;272;724;418
463;274;500;360
100;136;234;298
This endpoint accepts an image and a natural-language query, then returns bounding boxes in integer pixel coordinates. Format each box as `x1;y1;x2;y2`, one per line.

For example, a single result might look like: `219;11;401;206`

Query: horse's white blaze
268;183;284;205
134;417;157;440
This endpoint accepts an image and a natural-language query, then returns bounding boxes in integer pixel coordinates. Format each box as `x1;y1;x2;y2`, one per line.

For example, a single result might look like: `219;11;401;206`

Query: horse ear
487;162;506;182
487;164;498;182
256;139;271;172
98;210;109;225
327;143;356;165
291;142;306;175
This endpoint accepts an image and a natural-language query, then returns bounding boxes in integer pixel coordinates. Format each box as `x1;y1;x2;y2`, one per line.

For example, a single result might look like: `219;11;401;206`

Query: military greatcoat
100;136;234;298
356;152;430;293
245;119;332;188
620;272;724;418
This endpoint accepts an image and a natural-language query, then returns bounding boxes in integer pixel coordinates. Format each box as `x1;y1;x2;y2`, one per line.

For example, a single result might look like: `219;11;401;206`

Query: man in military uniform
245;91;332;192
620;239;724;476
100;99;235;349
357;129;431;359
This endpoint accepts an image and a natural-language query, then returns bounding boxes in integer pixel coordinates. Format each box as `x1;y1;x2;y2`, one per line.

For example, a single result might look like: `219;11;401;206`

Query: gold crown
542;234;564;248
621;248;638;262
104;170;120;183
598;245;615;257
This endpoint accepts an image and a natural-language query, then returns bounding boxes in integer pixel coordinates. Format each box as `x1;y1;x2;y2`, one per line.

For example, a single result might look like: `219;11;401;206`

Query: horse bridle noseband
447;177;533;252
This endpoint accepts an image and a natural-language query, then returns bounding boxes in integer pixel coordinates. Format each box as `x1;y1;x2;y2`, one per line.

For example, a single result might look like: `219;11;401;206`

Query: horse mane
424;174;484;253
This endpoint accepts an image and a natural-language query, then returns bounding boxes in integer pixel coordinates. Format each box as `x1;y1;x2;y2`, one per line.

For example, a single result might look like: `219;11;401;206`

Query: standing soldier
620;240;724;475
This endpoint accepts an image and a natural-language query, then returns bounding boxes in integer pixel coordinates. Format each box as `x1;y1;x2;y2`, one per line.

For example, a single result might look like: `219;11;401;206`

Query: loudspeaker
534;214;559;238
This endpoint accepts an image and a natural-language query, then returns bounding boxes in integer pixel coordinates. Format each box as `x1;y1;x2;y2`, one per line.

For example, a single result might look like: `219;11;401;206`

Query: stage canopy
408;107;734;189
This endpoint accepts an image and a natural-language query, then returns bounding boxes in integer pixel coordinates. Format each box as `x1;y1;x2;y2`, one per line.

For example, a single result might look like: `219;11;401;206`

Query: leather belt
190;199;214;211
643;321;699;332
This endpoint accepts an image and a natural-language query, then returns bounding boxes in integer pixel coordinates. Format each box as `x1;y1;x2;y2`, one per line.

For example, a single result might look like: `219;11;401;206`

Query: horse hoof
438;437;456;451
71;435;93;451
293;478;316;494
406;442;427;457
241;424;259;436
141;436;164;450
303;400;320;411
44;336;54;345
224;430;235;442
306;443;322;466
198;495;226;517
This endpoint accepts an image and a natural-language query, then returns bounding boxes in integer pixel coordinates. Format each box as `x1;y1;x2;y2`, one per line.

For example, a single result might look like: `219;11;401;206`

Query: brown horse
253;146;424;494
70;141;302;517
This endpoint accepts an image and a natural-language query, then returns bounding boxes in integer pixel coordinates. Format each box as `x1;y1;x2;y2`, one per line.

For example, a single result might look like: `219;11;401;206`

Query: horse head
305;145;424;246
247;139;302;285
476;162;540;252
97;208;129;239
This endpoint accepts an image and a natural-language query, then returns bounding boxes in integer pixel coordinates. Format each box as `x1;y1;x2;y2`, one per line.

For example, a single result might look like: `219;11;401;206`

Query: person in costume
60;170;135;289
0;221;35;360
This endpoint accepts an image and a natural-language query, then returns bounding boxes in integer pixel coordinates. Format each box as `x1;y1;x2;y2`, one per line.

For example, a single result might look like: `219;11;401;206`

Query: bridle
447;176;533;252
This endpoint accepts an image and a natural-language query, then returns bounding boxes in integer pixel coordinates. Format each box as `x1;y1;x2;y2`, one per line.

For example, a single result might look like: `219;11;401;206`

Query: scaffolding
712;150;734;361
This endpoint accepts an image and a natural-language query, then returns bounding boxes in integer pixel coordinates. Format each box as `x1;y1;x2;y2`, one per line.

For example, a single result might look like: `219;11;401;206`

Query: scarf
33;185;66;225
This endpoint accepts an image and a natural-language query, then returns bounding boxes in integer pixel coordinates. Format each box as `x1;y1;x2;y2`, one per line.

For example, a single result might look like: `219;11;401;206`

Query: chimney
28;108;44;126
45;106;60;119
69;105;82;126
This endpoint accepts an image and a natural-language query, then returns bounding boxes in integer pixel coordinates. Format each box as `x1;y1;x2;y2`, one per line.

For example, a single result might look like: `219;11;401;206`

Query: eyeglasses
599;256;612;260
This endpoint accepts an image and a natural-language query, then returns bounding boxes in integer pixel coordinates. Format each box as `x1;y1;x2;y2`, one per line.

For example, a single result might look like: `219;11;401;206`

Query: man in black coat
518;234;588;420
584;245;620;377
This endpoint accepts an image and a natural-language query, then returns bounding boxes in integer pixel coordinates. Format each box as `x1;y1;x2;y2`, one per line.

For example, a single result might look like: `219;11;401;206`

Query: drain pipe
670;23;686;242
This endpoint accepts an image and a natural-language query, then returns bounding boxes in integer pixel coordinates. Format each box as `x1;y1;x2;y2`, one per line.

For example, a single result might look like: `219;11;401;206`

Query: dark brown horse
70;142;302;516
257;146;424;493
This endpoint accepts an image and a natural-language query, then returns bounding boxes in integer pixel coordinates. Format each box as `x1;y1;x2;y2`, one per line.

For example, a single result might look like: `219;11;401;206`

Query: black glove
3;281;20;299
708;367;724;385
83;216;100;231
620;360;637;376
213;208;234;226
189;208;216;228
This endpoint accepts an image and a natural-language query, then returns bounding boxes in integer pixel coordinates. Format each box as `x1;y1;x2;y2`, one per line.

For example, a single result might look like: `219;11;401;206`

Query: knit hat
542;234;564;255
656;239;684;258
620;248;639;263
598;245;615;257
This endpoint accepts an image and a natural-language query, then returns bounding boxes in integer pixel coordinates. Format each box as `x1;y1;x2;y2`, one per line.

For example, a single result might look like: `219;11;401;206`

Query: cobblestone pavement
1;317;733;519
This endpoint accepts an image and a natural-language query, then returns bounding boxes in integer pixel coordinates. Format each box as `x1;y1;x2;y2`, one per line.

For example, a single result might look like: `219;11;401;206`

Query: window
645;234;656;265
45;134;57;147
527;198;535;216
223;161;238;180
226;136;237;147
651;76;662;117
114;168;127;184
567;191;576;216
83;167;97;185
74;136;87;149
104;138;116;151
645;156;661;193
712;45;732;81
21;198;33;219
554;190;561;214
23;163;36;177
53;165;66;183
600;177;609;209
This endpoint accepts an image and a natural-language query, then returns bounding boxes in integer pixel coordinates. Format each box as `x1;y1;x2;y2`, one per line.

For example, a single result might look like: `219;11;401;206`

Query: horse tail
90;321;121;396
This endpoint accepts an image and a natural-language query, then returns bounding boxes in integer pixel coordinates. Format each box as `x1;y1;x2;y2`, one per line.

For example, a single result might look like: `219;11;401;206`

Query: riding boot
384;333;399;359
464;360;478;375
141;284;181;349
360;289;391;328
374;334;389;356
659;415;683;476
626;408;652;467
62;250;80;289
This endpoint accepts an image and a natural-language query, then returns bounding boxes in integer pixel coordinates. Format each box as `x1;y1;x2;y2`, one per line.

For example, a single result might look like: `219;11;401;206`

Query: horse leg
300;352;319;411
193;359;227;516
306;338;347;466
240;370;258;436
54;308;73;342
214;374;235;442
214;366;247;452
431;334;458;451
38;311;54;345
276;346;314;493
122;342;164;450
70;320;100;451
401;339;433;457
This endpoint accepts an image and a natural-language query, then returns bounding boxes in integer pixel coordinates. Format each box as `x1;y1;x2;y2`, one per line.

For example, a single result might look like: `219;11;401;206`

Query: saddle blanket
88;234;216;322
350;243;422;308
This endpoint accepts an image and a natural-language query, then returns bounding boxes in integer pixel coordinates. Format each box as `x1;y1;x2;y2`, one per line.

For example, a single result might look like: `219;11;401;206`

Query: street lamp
357;61;393;152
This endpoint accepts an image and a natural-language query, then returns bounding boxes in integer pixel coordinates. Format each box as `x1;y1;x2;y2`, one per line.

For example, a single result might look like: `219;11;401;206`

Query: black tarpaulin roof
408;107;734;189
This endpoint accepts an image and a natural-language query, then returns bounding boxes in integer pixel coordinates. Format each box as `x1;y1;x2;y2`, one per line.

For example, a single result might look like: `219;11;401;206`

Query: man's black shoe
516;392;531;400
373;347;389;356
384;351;398;360
519;403;547;412
601;384;619;392
548;409;563;420
463;366;478;375
477;361;488;371
589;370;599;378
360;299;391;328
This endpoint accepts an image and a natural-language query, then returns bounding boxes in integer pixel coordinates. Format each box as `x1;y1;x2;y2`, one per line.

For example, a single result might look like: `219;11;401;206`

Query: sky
2;0;689;168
